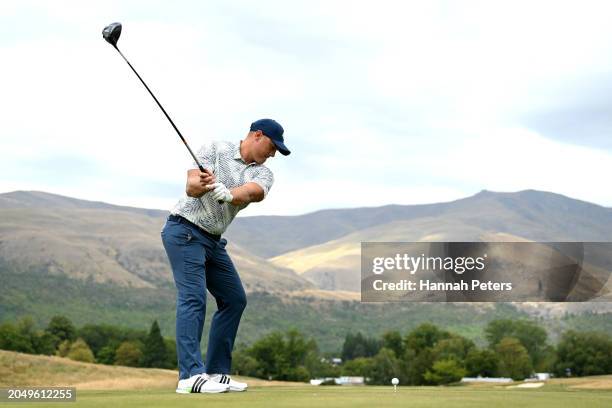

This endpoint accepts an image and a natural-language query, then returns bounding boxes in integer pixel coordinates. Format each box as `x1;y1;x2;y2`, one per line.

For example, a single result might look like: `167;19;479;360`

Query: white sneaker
209;373;248;392
176;374;229;394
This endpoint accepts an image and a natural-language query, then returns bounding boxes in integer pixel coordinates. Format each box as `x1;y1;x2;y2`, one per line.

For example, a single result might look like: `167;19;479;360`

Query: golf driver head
102;22;122;47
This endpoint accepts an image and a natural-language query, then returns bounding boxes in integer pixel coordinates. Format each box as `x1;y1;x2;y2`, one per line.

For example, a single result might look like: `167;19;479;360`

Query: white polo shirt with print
171;140;274;235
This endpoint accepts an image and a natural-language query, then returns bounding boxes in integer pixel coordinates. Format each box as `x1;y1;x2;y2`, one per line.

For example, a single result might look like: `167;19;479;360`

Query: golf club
102;22;220;201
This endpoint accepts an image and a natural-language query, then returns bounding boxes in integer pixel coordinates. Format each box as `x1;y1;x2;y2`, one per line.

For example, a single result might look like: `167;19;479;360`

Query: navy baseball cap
250;118;290;156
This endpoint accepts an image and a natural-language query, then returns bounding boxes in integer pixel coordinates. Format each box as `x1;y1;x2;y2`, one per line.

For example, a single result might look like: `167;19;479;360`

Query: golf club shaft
113;46;205;173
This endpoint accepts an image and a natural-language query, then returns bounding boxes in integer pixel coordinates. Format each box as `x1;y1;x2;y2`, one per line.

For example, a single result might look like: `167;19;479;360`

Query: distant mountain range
1;189;611;350
227;189;612;256
2;189;612;295
264;190;612;292
0;190;312;293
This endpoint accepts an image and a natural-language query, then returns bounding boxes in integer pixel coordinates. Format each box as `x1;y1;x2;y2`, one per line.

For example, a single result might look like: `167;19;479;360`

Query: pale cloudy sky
0;0;610;215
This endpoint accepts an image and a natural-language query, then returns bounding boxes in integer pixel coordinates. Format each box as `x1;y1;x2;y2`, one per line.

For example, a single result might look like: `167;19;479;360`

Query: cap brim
272;140;291;156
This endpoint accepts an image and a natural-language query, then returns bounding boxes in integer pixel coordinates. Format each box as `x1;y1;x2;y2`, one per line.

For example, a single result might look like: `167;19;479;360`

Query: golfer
161;119;290;394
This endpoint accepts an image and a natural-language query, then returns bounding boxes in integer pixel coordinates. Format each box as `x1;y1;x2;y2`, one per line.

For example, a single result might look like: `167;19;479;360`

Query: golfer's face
255;135;277;164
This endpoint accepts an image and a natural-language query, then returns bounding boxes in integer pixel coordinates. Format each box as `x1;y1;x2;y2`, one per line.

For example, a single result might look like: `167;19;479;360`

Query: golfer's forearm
186;179;206;198
230;183;264;205
186;188;205;198
185;169;216;198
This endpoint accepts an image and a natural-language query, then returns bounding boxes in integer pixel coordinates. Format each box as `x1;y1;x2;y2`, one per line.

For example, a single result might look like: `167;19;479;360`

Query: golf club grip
197;164;223;204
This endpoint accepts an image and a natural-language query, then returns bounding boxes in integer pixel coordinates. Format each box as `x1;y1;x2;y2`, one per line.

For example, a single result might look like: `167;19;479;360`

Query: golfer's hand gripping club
198;169;217;193
208;182;234;203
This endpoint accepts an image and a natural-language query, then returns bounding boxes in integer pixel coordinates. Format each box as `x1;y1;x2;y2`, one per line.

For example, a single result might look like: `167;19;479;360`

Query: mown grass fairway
2;351;611;407
2;385;611;408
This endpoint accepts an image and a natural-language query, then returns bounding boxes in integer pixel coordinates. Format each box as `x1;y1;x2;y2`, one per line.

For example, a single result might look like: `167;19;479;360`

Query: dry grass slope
0;350;300;390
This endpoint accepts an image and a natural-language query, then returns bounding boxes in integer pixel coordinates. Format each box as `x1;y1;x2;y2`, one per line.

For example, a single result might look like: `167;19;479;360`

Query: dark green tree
495;337;533;380
247;329;317;381
535;344;557;373
485;319;547;368
0;317;60;355
554;330;612;377
341;332;381;361
0;322;33;353
78;324;146;360
402;347;435;385
231;349;260;377
382;330;404;358
400;323;451;385
341;357;373;377
31;332;59;355
431;334;475;362
96;344;117;365
368;348;401;385
141;321;169;368
46;316;76;344
403;323;450;353
78;324;123;356
285;329;314;368
424;359;467;385
465;348;499;377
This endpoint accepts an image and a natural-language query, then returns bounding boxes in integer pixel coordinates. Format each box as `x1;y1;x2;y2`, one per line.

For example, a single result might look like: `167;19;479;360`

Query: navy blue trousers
161;217;247;380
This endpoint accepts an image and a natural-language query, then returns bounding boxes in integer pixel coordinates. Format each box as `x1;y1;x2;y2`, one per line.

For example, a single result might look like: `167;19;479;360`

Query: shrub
114;341;143;367
67;338;95;363
424;359;467;385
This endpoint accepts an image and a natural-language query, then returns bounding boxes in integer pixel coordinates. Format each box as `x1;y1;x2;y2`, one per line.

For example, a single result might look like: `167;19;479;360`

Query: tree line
1;316;611;384
230;319;612;384
0;316;175;369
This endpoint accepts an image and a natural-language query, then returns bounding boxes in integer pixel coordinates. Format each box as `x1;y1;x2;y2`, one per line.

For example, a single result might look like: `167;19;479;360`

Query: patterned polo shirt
170;140;274;235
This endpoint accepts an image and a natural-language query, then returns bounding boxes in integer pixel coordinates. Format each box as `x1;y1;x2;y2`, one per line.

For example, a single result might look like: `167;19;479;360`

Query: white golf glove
208;182;233;203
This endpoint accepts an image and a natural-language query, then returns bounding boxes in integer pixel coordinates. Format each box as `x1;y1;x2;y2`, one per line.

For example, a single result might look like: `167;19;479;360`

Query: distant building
334;376;365;385
461;377;514;383
534;373;551;381
320;357;343;366
310;376;365;386
524;373;552;382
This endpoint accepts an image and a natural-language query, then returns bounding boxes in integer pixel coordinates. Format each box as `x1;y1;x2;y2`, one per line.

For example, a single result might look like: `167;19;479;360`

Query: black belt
168;214;221;241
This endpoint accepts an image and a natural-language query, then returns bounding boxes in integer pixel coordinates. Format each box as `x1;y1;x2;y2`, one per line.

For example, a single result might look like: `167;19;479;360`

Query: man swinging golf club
102;22;290;394
162;119;290;393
